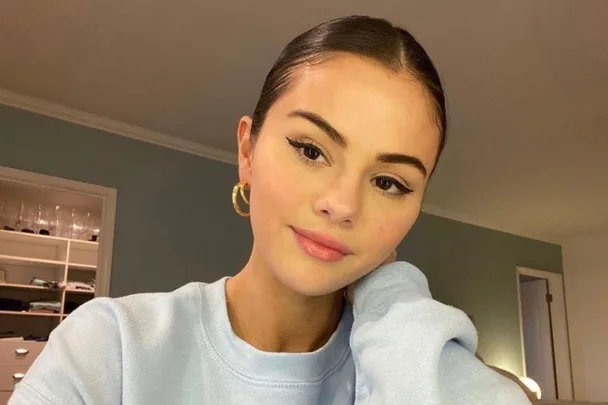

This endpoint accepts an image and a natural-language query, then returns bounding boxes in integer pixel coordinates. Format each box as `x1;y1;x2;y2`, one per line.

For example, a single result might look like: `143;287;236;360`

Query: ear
237;116;254;185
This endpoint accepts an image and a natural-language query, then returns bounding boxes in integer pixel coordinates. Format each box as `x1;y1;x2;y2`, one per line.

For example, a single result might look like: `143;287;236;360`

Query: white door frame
516;266;573;400
0;166;117;297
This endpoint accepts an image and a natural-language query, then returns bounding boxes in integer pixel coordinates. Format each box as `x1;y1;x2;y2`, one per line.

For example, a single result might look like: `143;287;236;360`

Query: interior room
0;1;606;404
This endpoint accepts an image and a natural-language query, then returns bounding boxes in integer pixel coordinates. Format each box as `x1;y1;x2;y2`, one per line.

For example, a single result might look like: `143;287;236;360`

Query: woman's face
237;54;440;296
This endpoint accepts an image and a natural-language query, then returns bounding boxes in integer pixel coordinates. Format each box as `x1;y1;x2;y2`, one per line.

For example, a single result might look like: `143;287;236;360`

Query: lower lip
292;228;347;262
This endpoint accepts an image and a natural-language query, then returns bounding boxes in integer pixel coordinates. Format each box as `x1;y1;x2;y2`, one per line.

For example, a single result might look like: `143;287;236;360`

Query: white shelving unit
0;229;98;325
0;166;117;403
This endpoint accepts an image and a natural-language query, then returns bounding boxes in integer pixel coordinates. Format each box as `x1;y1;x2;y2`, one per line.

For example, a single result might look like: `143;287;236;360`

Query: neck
225;249;343;353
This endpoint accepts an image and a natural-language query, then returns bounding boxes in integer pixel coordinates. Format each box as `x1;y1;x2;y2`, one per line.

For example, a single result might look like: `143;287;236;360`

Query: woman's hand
345;250;397;304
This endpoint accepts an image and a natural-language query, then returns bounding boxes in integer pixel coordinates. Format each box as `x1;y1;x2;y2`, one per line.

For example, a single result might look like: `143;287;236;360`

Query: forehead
270;54;441;169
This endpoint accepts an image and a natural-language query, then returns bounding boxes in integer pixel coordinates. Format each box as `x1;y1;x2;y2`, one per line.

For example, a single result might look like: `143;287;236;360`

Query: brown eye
303;145;321;160
373;176;413;197
286;137;328;166
376;177;393;191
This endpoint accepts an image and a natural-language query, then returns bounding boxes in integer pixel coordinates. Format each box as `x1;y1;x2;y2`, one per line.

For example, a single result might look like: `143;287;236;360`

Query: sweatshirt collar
199;277;352;384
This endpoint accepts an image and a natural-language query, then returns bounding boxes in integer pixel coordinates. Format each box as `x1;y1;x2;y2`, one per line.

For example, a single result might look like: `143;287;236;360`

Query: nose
313;175;362;226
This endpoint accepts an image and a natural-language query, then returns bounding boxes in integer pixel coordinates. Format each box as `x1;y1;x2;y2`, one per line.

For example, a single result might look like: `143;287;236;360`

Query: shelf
70;239;99;251
0;283;93;295
0;229;98;249
0;282;62;292
0;310;61;318
68;263;97;271
65;288;94;295
0;254;65;269
0;228;67;247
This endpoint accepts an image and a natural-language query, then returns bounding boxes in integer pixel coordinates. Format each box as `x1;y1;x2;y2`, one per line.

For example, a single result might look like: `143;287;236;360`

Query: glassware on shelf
18;200;38;233
55;205;72;238
89;214;101;242
70;208;87;241
82;212;92;241
50;205;60;237
36;204;55;235
0;199;100;241
83;212;101;242
1;199;21;231
0;198;8;229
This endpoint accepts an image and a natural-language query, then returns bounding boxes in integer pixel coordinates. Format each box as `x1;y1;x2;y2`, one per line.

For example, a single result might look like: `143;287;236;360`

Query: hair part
251;15;447;161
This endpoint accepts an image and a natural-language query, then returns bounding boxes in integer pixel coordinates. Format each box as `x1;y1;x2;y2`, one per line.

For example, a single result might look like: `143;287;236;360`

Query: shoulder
35;281;213;356
13;281;222;404
113;280;207;311
107;282;207;320
64;281;214;340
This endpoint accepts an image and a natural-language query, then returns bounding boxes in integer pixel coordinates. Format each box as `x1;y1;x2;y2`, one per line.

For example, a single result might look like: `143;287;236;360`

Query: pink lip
291;226;352;262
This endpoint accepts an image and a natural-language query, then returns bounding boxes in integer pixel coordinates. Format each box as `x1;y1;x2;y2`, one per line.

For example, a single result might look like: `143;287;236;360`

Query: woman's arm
349;261;531;404
9;299;123;405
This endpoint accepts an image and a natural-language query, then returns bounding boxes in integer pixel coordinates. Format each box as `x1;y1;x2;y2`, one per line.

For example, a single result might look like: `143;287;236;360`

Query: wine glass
1;199;21;231
84;212;101;241
18;200;38;233
89;214;101;242
54;205;72;238
0;198;7;229
70;208;87;240
36;204;55;235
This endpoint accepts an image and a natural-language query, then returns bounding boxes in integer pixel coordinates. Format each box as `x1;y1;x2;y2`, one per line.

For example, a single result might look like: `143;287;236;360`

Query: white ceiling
1;0;606;243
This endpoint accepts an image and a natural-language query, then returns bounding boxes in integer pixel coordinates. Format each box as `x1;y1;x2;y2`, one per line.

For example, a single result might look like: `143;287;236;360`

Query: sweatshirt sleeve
349;261;531;405
9;299;123;405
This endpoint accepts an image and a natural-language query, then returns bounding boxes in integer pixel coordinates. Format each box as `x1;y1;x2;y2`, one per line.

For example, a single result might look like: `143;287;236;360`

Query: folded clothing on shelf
0;331;20;340
24;335;49;342
29;301;61;313
0;298;26;312
0;333;48;342
30;277;61;289
60;280;95;292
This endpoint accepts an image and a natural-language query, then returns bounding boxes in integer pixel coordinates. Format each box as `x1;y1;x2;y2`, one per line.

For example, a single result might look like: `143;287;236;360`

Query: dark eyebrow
288;109;428;177
287;110;347;147
377;153;428;177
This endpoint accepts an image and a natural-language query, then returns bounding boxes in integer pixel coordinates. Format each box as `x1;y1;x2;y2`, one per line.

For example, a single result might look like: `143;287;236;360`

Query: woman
10;16;530;404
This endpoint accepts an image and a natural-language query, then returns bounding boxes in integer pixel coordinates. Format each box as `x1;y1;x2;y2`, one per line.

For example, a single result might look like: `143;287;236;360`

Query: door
520;277;557;400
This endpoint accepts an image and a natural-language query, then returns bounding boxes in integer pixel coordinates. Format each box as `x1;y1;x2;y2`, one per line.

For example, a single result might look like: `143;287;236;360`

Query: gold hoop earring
232;182;250;217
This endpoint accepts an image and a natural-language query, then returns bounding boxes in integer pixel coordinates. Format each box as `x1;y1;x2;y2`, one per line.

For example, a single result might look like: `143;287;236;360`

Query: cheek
344;206;420;288
362;201;421;255
249;144;303;229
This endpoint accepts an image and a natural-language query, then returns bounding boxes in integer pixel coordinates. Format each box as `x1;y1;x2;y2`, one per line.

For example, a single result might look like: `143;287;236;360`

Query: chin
281;274;344;297
271;256;358;297
257;223;370;297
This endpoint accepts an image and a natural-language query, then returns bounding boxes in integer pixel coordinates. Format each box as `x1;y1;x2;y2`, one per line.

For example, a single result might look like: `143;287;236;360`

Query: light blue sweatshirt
10;262;530;404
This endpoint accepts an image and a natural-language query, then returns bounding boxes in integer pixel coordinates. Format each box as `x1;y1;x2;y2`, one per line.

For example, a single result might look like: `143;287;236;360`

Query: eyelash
285;137;413;198
286;137;328;167
374;176;413;198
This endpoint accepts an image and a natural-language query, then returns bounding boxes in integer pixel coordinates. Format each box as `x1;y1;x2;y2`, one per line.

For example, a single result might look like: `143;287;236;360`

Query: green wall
401;213;562;375
0;104;562;376
0;105;253;296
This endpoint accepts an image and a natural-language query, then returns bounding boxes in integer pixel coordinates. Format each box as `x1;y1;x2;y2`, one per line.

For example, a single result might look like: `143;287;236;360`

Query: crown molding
421;203;556;244
0;88;238;165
